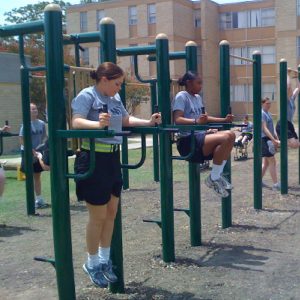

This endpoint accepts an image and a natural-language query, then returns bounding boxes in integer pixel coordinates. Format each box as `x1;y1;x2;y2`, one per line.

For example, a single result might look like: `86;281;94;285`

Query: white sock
87;253;100;268
98;247;110;264
221;160;227;169
210;163;223;181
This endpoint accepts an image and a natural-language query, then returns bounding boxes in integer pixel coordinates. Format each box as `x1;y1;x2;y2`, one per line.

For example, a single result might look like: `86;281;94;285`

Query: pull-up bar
63;31;102;45
116;45;156;56
229;54;255;63
147;51;186;62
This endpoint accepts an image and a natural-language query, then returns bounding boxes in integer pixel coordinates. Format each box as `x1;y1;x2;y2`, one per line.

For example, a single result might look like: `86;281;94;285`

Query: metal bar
253;51;262;209
172;131;196;161
280;59;288;194
156;33;175;262
56;129;115;138
120;83;129;190
63;31;102;45
0;20;44;37
186;40;201;246
100;17;125;294
75;43;81;67
117;45;156;57
219;40;232;228
147;51;186;62
121;134;146;169
133;55;155;84
150;82;160;182
229;54;254;63
44;4;75;300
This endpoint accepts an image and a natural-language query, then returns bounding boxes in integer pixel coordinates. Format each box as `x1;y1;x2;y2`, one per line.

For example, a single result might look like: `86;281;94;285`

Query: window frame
80;11;88;33
147;4;156;24
128;6;138;26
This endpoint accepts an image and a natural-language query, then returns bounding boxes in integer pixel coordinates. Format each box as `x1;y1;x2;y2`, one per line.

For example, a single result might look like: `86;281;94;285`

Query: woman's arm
72;113;110;129
262;121;279;144
122;113;161;127
173;110;208;125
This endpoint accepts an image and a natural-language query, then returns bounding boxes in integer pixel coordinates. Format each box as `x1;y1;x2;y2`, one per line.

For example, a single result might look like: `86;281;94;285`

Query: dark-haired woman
72;62;161;288
172;71;235;198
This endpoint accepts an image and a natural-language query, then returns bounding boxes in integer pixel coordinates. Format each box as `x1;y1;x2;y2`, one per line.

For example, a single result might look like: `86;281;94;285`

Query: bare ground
1;149;300;300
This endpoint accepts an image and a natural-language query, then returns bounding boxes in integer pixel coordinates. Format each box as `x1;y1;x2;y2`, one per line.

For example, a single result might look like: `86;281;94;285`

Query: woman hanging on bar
261;97;281;191
172;71;235;198
276;68;300;148
71;62;161;288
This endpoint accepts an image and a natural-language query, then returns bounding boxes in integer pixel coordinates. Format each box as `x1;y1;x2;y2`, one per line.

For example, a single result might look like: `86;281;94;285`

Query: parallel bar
0;20;44;37
280;59;288;194
44;5;76;299
117;45;156;56
100;18;125;294
63;31;101;45
148;51;186;62
253;51;262;209
156;34;175;262
219;41;232;228
229;54;254;63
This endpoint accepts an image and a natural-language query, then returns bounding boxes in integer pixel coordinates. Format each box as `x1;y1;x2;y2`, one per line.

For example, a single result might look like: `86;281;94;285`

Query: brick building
66;0;300;117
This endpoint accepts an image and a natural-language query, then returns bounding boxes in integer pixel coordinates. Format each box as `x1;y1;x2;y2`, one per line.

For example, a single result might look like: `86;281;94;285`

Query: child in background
235;115;253;147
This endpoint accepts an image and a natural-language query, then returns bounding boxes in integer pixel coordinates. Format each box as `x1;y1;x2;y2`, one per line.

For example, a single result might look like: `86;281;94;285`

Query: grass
0;146;189;224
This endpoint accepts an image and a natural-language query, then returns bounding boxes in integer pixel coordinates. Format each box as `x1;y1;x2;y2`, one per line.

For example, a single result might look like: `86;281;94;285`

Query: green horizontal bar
63;32;101;45
123;127;159;134
117;45;156;57
148;51;186;62
165;124;209;131
56;129;115;139
0;132;19;137
0;20;44;37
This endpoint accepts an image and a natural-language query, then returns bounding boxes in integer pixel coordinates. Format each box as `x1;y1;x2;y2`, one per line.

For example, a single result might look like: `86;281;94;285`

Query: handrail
63;31;103;45
0;20;44;37
117;45;156;57
133;55;156;84
148;51;186;62
66;139;96;181
121;133;147;169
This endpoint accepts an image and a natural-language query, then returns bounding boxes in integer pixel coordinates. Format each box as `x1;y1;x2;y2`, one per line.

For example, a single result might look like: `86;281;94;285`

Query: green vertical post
280;59;288;194
156;33;175;262
44;4;75;300
20;66;35;215
74;43;80;67
150;81;160;182
120;83;129;190
298;65;300;185
253;51;262;209
100;17;125;293
219;40;232;228
186;41;201;246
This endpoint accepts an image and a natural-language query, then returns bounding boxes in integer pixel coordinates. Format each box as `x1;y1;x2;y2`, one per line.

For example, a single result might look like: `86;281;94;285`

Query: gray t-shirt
71;86;129;144
242;121;253;133
261;109;275;138
287;94;296;123
172;91;204;136
19;119;47;150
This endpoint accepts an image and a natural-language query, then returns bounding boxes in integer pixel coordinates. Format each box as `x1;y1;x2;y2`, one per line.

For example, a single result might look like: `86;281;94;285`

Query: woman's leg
267;156;278;184
33;172;42;196
262;157;269;178
0;168;5;198
202;130;235;164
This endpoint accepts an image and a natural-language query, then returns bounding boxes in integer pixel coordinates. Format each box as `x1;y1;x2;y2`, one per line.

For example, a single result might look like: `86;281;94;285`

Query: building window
194;9;201;28
81;48;89;66
80;12;88;32
261;46;275;64
220;12;232;29
231;84;252;102
232;11;247;28
297;0;300;16
261;8;275;27
248;9;261;28
148;4;156;24
230;47;247;65
128;6;137;26
262;83;276;101
96;10;105;30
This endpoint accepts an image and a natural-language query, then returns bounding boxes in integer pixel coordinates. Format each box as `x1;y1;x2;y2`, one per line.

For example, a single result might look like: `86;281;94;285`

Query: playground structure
0;3;295;300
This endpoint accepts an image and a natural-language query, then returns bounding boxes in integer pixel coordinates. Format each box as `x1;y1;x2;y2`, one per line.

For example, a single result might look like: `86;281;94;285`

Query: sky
0;0;251;25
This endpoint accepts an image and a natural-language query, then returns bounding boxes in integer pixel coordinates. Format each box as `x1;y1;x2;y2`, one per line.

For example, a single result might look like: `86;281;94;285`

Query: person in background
0;123;10;200
19;103;49;208
234;115;253;147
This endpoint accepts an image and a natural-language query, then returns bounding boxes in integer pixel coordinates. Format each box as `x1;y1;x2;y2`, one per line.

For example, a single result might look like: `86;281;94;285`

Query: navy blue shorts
176;132;214;164
276;120;298;140
74;149;123;205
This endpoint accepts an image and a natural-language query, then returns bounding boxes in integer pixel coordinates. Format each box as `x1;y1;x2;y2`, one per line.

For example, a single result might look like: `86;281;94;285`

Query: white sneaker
219;175;233;190
272;183;281;191
205;175;229;198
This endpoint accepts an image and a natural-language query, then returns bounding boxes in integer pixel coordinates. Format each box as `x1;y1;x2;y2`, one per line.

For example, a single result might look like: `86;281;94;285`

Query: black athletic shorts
276;120;298;140
261;137;274;158
74;149;123;205
20;150;44;173
176;132;214;164
241;132;253;141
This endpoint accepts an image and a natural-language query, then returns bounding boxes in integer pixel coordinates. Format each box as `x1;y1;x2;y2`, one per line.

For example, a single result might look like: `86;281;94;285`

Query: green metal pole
120;83;129;190
186;41;201;246
150;82;160;182
156;33;175;262
44;4;75;300
280;59;288;194
253;51;262;209
100;17;125;293
75;43;80;67
219;40;232;228
20;66;35;215
298;65;300;185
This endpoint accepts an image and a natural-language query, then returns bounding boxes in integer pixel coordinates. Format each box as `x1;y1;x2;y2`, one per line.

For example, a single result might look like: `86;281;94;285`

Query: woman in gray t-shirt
172;71;235;198
72;62;161;288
